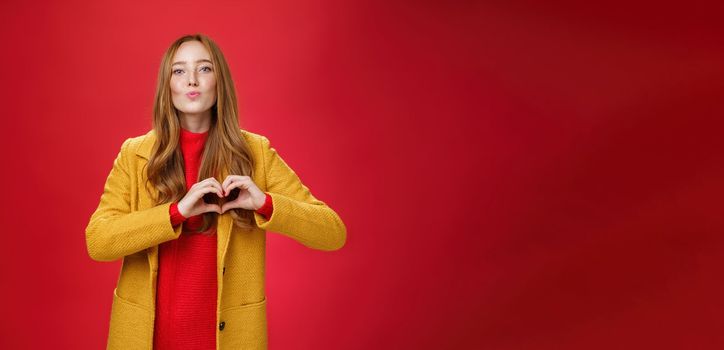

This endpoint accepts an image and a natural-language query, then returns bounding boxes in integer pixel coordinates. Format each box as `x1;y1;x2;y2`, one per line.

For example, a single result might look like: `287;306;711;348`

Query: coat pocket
218;297;268;350
107;287;153;350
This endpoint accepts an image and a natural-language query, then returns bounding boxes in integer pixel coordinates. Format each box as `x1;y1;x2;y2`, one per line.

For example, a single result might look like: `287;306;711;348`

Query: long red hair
145;33;255;233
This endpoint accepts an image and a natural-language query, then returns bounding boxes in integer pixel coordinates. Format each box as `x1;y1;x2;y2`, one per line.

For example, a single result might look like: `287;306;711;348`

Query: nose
187;72;199;87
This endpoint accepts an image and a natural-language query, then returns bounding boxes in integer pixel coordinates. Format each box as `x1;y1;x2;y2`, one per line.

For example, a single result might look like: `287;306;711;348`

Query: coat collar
135;129;156;160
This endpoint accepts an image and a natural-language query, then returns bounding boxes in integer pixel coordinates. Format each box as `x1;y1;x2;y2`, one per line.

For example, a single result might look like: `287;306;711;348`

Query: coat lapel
135;129;234;289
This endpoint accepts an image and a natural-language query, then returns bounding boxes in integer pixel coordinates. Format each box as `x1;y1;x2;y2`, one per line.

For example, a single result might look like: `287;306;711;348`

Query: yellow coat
85;128;346;349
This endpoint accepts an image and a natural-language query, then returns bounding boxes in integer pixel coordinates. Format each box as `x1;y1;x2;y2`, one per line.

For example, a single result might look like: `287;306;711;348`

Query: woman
85;33;347;350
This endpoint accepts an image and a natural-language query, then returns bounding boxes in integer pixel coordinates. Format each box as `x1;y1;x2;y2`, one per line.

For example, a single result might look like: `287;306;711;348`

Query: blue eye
173;69;183;74
201;66;212;72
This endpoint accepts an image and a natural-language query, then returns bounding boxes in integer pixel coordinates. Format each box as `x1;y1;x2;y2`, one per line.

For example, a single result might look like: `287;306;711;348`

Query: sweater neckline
180;127;209;142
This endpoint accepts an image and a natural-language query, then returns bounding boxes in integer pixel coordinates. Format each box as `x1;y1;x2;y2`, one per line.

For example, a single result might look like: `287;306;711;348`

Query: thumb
205;203;222;214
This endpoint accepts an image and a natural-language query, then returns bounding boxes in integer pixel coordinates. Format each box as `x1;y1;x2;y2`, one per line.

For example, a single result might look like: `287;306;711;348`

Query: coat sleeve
85;138;183;262
253;135;347;251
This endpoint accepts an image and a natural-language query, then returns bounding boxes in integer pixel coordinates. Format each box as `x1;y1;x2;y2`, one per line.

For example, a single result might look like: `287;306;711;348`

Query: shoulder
128;130;154;147
240;128;268;144
240;128;272;151
240;129;280;167
115;129;155;158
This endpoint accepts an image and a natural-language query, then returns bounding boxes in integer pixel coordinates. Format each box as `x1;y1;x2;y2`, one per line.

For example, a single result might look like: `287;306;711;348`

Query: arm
85;138;183;262
253;136;347;251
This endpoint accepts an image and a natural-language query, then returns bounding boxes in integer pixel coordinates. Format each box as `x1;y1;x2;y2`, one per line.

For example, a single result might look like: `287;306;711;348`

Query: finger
224;179;239;194
225;178;251;193
211;181;225;197
201;177;223;188
191;183;223;199
223;179;236;193
199;180;224;197
223;175;250;189
222;175;238;190
191;177;212;190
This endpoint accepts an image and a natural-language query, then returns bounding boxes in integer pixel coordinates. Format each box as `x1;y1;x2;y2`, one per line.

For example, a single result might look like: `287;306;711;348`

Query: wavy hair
144;33;255;233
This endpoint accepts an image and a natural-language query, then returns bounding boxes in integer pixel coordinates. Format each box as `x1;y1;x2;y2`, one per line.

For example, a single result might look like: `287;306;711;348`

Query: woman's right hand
176;177;225;218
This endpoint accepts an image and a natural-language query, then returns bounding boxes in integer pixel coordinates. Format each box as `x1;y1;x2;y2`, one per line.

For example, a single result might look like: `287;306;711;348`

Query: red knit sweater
153;127;273;350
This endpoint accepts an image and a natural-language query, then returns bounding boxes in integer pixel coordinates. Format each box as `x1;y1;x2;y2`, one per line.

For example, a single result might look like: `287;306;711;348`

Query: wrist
175;202;189;219
254;193;267;211
169;201;188;226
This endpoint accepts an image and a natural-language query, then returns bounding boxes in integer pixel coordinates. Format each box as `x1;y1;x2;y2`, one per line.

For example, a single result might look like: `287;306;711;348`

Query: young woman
85;33;347;350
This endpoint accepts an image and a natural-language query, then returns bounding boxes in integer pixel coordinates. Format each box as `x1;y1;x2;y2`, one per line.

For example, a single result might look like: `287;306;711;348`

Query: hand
220;175;266;213
177;177;225;217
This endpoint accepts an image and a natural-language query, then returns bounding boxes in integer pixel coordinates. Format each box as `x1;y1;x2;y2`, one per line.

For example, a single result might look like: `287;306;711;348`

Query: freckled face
169;41;217;117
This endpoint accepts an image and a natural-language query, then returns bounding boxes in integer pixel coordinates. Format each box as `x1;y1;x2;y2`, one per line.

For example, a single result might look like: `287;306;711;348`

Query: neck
179;112;212;133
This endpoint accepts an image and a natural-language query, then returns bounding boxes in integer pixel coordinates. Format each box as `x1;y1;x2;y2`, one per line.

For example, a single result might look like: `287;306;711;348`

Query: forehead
172;41;211;64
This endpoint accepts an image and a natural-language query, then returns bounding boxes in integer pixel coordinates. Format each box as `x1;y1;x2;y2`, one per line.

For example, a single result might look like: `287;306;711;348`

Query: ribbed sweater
153;127;273;350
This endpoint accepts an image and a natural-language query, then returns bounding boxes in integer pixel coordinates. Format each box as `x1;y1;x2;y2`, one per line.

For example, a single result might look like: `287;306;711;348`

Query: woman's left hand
220;175;266;213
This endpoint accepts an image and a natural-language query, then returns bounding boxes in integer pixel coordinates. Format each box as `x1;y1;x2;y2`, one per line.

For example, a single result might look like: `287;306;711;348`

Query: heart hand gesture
221;175;266;213
177;177;225;217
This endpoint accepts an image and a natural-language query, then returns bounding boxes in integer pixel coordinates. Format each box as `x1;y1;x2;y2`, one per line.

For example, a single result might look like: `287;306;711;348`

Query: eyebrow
172;59;213;66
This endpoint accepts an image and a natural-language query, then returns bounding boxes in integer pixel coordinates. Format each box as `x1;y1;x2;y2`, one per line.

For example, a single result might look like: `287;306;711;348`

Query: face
170;41;217;119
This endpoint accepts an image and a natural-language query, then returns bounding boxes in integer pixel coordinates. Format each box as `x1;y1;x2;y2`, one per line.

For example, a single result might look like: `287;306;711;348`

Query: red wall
2;0;723;349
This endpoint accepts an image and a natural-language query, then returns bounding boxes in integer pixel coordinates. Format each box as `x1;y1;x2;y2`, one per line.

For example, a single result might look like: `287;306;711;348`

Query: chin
177;105;212;114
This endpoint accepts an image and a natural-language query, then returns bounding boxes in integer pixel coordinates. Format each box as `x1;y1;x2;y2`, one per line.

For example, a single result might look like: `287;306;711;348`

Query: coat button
219;321;225;331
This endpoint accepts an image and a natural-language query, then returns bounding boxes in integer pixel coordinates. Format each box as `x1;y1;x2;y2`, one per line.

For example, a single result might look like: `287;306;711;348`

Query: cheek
204;77;216;91
204;79;217;99
170;79;183;95
207;90;217;105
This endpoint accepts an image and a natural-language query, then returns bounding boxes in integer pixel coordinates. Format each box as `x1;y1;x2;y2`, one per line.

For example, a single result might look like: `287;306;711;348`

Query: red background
2;0;724;349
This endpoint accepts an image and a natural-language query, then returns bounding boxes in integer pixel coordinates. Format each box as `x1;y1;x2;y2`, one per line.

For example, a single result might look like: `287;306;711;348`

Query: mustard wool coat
85;128;347;350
